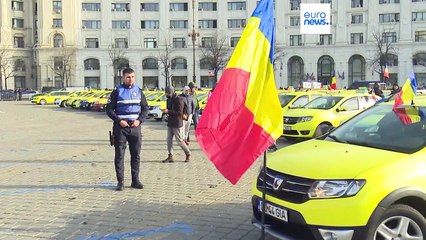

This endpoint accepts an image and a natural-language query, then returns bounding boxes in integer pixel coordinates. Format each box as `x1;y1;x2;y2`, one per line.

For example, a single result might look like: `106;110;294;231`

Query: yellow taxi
252;97;426;240
147;92;167;121
280;91;325;115
31;91;70;105
71;91;100;108
55;90;86;107
79;90;111;110
283;93;378;140
65;90;91;107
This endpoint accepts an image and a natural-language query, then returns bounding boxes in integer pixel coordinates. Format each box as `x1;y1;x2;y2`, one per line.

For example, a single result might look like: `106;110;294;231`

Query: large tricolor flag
393;72;425;125
195;0;283;185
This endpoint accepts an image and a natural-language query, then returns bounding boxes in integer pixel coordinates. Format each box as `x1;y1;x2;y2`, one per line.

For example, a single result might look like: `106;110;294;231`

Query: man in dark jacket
106;68;148;191
162;86;191;163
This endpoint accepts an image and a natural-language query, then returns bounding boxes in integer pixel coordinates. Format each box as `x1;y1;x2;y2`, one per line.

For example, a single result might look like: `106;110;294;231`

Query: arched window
53;34;63;48
142;58;158;69
317;55;334;85
413;53;426;66
171;57;187;69
200;58;211;70
84;58;100;70
14;59;26;71
113;58;129;85
287;56;304;87
384;54;398;66
348;54;366;85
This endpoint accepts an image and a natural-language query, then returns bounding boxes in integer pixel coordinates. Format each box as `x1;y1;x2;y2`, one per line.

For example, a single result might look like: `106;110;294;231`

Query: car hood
267;139;407;179
284;108;328;117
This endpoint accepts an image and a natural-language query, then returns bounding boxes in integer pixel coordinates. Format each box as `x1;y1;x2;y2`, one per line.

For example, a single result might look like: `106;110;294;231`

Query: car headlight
308;180;365;199
298;116;313;122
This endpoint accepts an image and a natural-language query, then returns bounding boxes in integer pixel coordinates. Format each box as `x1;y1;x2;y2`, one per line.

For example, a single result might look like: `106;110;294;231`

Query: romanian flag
384;65;390;79
195;0;282;185
393;72;423;125
331;71;337;90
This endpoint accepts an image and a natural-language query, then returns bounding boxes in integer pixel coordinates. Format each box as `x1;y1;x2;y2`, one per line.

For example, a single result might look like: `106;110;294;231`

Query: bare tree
107;44;128;86
200;34;229;84
368;29;397;83
0;47;18;90
158;37;173;87
49;47;76;87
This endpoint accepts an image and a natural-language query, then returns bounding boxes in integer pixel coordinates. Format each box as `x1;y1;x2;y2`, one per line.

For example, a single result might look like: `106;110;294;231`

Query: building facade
0;0;426;91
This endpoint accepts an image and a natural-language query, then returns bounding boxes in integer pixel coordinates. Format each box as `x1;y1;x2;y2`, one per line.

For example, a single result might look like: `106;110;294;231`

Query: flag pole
261;151;267;239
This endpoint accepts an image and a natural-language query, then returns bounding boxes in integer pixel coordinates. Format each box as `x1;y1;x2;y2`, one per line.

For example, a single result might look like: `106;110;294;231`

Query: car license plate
284;126;292;131
258;200;288;222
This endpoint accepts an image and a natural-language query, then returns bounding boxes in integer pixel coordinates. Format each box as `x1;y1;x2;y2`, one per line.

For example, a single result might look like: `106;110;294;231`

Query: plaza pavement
0;101;289;240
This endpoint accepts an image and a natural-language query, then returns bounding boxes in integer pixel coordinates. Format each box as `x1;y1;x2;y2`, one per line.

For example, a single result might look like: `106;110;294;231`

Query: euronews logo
300;3;331;34
303;12;330;26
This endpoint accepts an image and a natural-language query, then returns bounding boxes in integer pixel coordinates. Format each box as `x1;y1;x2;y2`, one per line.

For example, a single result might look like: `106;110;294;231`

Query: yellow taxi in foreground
252;98;426;240
31;91;70;105
283;93;378;140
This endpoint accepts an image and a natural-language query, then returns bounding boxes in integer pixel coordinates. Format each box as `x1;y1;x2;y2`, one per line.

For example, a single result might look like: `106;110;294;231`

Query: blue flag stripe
251;0;275;63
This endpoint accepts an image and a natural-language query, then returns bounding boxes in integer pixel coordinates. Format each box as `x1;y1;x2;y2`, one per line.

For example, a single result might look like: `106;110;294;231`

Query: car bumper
148;107;162;119
283;122;315;138
251;196;367;240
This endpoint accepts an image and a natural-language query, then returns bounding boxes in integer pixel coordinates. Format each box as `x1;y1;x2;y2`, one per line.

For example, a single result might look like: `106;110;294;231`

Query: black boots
162;154;174;163
116;182;124;191
131;181;144;189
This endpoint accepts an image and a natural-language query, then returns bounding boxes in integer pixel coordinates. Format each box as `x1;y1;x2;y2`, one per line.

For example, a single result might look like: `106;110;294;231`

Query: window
320;34;332;45
199;20;217;29
201;37;213;47
112;20;130;29
12;18;24;28
171;58;187;69
415;31;426;42
351;0;363;7
84;58;100;70
317;55;335;86
415;73;426;88
230;37;240;47
142;58;158;69
290;16;300;26
382;32;397;43
290;0;301;10
52;19;62;28
199;2;217;11
13;36;24;48
112;3;129;11
384;54;398;66
53;0;62;12
82;20;101;29
413;53;426;66
290;35;302;46
172;76;187;88
143;77;159;88
54;57;63;70
170;20;188;29
348;54;366;85
200;58;211;69
228;2;246;10
351;15;363;24
53;34;63;48
15;76;25;88
350;33;364;44
115;38;128;48
12;1;24;11
170;3;188;11
379;0;399;3
173;38;186;48
412;12;426;21
292;96;309;108
287;56;304;87
144;38;157;48
14;59;25;71
82;3;101;11
341;98;359;111
141;20;159;29
85;77;100;89
141;3;159;11
85;38;99;48
379;13;400;23
228;19;246;28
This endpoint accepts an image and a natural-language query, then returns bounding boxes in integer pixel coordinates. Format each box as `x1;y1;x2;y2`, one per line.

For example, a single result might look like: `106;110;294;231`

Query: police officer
106;68;148;191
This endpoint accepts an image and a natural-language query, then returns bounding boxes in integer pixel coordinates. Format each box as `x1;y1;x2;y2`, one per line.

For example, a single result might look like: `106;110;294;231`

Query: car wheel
40;99;46;105
367;204;425;240
313;123;331;138
60;101;66;108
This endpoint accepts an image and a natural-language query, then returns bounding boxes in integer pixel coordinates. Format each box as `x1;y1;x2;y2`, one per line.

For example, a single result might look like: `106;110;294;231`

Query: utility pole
188;0;199;83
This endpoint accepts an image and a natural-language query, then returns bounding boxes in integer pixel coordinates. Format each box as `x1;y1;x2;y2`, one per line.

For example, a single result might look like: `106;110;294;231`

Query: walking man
106;68;148;191
180;86;194;145
162;86;191;163
188;82;199;132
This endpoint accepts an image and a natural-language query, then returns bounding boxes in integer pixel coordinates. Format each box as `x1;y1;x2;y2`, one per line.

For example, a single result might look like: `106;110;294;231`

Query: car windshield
325;104;426;154
279;94;296;108
304;96;344;110
146;93;162;101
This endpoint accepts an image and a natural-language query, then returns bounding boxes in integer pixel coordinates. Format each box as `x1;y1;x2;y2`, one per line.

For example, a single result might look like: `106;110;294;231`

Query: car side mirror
336;106;346;112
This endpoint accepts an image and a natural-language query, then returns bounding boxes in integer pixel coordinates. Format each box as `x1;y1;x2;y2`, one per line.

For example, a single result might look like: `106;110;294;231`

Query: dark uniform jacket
167;94;185;128
106;84;148;125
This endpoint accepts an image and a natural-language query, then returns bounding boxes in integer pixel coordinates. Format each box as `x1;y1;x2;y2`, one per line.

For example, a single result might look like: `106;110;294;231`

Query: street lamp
188;0;199;84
